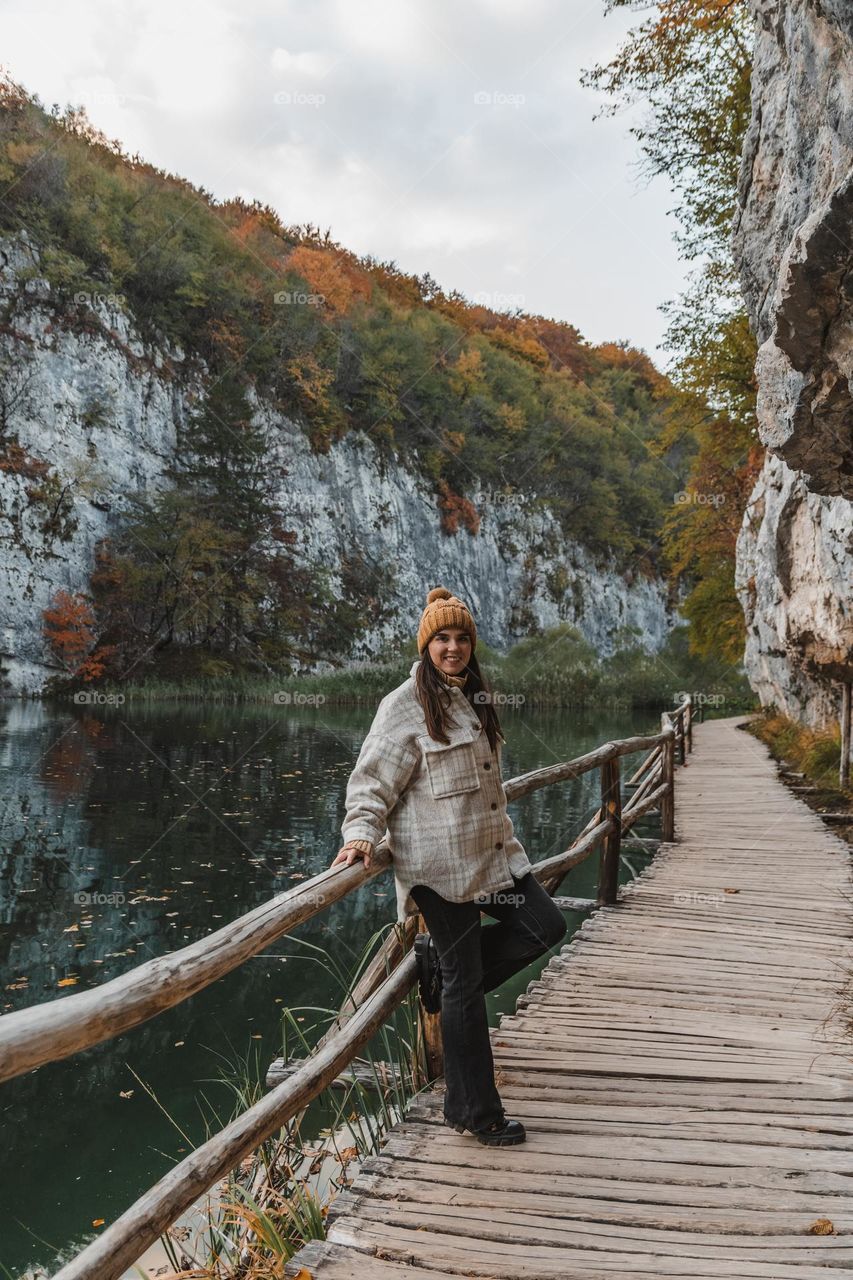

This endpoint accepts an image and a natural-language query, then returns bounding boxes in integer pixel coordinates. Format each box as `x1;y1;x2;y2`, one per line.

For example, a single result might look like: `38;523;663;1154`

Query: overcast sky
2;0;690;361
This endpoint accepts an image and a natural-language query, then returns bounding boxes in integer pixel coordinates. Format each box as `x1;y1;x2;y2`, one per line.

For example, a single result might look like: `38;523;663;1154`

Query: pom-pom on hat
417;586;477;655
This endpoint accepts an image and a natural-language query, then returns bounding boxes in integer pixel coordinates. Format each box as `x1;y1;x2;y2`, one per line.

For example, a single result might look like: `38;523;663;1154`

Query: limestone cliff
0;231;675;696
733;0;853;723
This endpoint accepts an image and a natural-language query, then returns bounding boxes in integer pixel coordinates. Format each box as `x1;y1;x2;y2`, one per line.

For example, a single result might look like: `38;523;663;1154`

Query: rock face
0;232;676;696
735;0;853;497
733;0;853;722
735;453;850;725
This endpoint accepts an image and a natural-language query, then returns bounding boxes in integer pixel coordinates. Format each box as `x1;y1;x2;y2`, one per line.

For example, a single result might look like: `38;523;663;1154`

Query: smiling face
426;625;473;676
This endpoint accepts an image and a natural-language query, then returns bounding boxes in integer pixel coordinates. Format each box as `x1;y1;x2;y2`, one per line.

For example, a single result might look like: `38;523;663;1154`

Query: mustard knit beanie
417;586;477;655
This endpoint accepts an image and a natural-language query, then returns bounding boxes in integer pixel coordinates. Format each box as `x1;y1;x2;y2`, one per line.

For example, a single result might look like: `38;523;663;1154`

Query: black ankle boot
414;932;442;1012
445;1113;526;1146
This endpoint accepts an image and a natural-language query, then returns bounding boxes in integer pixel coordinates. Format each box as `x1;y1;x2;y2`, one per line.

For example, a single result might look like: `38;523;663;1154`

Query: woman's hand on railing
331;839;374;870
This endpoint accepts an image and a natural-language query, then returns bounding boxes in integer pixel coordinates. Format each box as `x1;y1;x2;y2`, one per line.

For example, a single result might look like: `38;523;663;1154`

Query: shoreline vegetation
745;711;853;835
44;624;756;715
122;935;423;1280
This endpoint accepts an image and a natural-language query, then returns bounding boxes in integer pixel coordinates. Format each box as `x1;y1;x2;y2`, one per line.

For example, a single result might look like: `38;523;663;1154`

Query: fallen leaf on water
58;977;78;988
91;1218;105;1228
808;1217;835;1235
63;924;79;933
119;1090;134;1099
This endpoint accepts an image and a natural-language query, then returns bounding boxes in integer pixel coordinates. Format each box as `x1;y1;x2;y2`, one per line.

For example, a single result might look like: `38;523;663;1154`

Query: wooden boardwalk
287;716;853;1279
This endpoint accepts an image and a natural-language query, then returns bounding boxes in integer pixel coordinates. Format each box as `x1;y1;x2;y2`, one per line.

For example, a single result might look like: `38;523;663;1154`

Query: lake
0;696;662;1276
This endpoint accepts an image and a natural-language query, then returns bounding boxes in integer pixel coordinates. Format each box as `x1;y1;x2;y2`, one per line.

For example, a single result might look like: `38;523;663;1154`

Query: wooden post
686;698;693;755
597;755;622;906
841;682;852;790
415;913;443;1084
660;714;675;842
676;709;686;766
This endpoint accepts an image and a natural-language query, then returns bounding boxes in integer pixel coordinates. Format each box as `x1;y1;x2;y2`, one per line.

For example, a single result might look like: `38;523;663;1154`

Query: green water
0;697;662;1276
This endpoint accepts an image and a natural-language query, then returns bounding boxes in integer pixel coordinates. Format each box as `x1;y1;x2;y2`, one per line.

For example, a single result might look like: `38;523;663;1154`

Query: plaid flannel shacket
341;659;532;922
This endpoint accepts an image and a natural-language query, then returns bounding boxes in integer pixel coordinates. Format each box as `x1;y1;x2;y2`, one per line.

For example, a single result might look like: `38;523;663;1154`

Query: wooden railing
2;697;694;1280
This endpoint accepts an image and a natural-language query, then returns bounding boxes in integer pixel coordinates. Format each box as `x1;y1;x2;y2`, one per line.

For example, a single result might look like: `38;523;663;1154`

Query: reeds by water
147;924;427;1279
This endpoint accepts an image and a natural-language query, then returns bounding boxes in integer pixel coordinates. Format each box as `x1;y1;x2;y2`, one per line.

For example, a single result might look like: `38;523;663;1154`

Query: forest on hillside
0;0;756;687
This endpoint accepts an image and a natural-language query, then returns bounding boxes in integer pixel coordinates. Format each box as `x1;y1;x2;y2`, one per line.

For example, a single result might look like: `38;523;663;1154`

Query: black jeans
409;870;568;1131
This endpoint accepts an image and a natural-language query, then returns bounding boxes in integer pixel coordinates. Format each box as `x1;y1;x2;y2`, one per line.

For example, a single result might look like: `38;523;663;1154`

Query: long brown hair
415;648;503;753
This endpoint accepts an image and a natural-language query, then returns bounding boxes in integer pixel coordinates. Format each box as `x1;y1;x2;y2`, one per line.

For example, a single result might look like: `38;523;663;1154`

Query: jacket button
483;762;491;770
490;802;497;810
495;841;503;849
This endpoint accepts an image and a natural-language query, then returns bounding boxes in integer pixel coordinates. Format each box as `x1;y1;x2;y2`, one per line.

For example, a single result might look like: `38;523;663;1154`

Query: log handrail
52;951;417;1280
0;723;682;1087
1;697;692;1280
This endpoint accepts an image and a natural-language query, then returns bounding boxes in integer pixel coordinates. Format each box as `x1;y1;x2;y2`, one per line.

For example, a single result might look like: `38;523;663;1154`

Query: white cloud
2;0;687;358
270;48;337;78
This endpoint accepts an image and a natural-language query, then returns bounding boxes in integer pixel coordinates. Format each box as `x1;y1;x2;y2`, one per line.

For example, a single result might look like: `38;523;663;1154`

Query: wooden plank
326;1218;851;1278
328;1198;853;1259
361;1152;853;1213
377;1130;853;1193
406;1107;853;1151
391;1120;853;1172
285;717;853;1278
283;1239;460;1277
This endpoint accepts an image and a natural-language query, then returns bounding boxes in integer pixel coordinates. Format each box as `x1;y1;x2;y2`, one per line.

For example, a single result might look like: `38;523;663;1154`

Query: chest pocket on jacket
417;733;481;798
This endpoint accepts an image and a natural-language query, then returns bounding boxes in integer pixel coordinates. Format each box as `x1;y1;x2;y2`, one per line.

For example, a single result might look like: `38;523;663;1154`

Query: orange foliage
448;348;486;400
206;318;246;364
526;317;589;378
0;440;50;480
286;351;335;410
438;481;481;536
42;589;114;681
488;327;550;369
432;294;494;334
286;245;372;315
494;402;526;433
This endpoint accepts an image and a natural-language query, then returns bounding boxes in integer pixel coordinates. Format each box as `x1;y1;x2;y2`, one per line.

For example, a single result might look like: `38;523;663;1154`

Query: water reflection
0;697;658;1275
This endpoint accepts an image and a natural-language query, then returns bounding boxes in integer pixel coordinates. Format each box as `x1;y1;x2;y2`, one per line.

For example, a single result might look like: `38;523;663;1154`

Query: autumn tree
42;589;114;681
583;0;760;660
91;373;396;678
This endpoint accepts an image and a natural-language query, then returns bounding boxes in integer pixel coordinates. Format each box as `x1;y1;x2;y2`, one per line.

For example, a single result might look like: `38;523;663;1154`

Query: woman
330;586;567;1146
